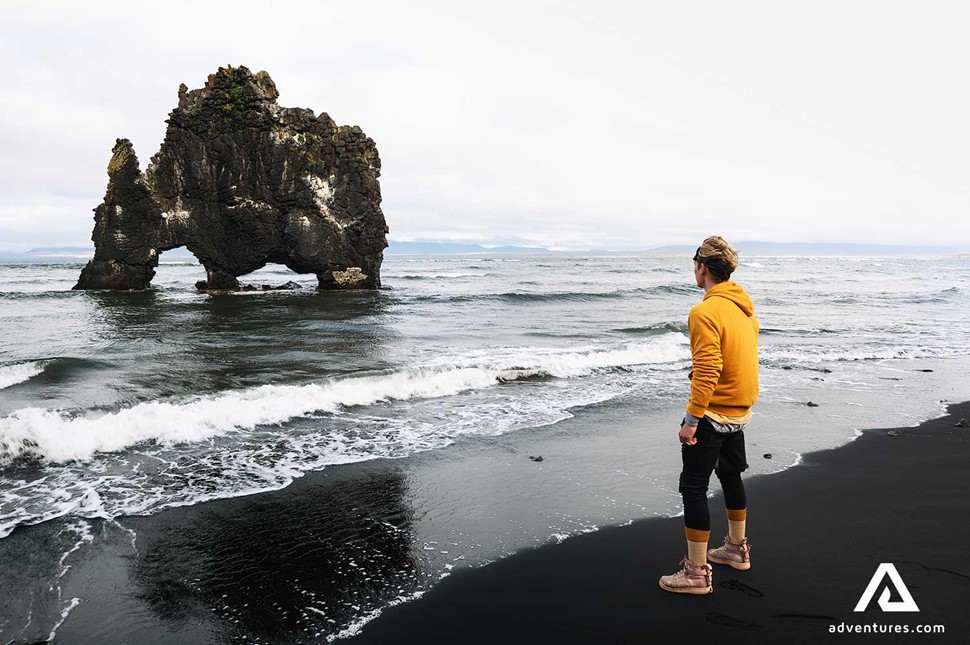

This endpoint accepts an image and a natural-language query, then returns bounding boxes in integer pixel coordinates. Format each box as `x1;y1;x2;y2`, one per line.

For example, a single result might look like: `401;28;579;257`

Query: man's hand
679;422;698;446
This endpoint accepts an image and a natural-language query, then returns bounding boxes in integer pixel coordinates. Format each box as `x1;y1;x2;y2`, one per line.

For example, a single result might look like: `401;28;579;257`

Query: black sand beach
351;401;970;645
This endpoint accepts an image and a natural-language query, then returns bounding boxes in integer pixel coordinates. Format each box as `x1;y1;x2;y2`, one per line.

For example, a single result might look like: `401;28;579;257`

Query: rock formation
74;66;388;291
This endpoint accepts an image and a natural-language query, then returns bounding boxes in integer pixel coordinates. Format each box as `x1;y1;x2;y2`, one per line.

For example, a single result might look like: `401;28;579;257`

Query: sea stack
74;66;388;291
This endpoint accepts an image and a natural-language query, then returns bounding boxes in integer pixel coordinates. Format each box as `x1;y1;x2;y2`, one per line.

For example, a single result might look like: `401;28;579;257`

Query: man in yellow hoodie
659;235;759;595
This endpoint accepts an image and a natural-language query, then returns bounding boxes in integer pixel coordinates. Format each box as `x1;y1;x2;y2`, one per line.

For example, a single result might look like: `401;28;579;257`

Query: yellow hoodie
686;281;759;420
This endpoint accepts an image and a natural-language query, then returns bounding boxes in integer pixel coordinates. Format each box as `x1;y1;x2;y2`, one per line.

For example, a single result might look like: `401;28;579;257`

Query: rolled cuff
684;412;701;427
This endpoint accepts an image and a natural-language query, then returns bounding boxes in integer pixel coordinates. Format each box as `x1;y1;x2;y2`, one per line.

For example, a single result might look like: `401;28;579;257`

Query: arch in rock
74;66;388;292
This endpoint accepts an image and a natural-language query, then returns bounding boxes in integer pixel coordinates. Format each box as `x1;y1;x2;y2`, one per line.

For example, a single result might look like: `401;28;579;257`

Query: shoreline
2;254;968;643
348;401;970;644
13;374;968;643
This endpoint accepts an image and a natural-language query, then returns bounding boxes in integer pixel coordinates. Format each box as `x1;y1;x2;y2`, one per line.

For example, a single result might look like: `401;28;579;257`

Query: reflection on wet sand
131;464;417;642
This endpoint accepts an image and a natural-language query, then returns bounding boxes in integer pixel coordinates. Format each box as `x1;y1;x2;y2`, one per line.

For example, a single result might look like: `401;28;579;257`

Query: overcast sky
1;0;967;252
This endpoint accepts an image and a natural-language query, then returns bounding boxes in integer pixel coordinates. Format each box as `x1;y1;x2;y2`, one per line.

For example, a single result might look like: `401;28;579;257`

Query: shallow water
1;254;969;641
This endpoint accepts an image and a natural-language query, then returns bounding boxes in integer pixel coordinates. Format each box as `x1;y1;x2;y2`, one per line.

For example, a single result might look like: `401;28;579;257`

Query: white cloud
1;0;968;252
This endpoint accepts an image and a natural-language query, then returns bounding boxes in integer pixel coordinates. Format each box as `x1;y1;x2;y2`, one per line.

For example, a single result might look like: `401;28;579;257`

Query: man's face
693;261;703;288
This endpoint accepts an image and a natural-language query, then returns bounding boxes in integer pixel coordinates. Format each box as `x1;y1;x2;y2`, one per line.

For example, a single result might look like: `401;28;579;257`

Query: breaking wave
0;361;46;390
0;335;690;539
761;343;966;365
759;327;841;336
0;335;689;467
383;272;491;280
613;322;688;335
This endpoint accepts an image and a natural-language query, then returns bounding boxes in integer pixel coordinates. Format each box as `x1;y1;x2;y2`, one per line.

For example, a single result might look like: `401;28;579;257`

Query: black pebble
918;369;933;373
528;455;544;462
806;401;819;407
763;453;772;459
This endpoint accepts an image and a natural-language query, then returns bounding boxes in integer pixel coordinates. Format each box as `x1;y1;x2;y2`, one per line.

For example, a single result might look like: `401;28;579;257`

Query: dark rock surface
75;66;388;291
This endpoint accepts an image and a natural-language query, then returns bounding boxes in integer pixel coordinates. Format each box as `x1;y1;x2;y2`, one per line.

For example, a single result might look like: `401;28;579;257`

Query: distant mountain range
645;241;970;257
384;242;554;255
0;243;554;259
387;241;970;256
2;241;967;261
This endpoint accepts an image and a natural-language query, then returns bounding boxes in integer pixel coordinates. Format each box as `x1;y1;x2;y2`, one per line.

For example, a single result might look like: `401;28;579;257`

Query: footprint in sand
705;612;762;630
717;579;764;598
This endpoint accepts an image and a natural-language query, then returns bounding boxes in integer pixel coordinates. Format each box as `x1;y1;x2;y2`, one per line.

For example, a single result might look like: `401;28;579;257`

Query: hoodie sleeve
686;305;722;418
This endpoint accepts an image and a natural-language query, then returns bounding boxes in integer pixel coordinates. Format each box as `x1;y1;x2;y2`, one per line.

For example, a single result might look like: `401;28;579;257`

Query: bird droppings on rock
75;65;387;292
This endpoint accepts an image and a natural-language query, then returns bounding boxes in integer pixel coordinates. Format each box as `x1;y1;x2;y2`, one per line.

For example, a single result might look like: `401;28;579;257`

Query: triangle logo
853;563;920;613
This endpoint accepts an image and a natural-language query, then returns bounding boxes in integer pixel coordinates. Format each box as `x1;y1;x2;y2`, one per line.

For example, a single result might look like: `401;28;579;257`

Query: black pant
679;416;748;533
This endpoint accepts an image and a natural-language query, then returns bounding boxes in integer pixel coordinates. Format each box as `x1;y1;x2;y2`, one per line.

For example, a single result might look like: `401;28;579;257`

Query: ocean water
1;254;968;642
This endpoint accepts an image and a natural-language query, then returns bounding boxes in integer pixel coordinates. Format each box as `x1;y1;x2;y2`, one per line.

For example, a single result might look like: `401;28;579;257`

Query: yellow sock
726;508;747;544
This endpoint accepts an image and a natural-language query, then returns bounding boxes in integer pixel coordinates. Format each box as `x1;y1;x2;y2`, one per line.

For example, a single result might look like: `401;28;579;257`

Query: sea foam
0;361;45;390
0;335;690;540
0;335;689;466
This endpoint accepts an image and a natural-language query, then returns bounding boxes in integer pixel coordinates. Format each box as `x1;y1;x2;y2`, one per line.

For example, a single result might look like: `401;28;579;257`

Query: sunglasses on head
693;249;724;273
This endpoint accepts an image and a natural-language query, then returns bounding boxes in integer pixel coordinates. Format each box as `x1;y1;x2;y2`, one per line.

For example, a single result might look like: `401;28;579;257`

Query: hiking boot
658;557;713;594
707;535;751;570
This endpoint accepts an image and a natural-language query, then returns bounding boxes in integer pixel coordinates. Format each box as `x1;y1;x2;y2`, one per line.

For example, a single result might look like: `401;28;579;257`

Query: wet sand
351;401;970;644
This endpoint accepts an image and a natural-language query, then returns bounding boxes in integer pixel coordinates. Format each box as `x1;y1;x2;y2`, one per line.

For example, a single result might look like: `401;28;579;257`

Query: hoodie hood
703;281;754;317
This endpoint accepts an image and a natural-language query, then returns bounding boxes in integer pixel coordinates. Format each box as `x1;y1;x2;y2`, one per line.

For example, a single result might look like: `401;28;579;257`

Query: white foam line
763;345;963;364
0;449;382;540
39;519;95;642
57;519;94;577
0;336;689;466
384;272;490;279
660;404;954;527
18;604;35;640
327;591;426;642
0;360;45;390
48;597;80;643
